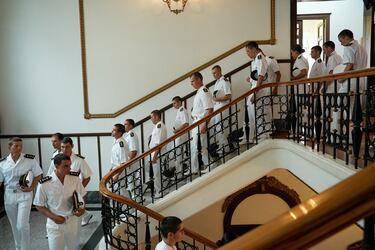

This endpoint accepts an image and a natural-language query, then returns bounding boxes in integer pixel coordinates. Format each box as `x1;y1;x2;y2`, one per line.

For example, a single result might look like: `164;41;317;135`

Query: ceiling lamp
162;0;188;15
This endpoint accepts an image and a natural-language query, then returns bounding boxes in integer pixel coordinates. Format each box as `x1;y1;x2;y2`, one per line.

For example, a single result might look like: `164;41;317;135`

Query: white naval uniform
33;172;86;250
155;240;177;250
111;137;129;195
265;56;280;84
213;76;231;148
341;39;368;93
309;58;325;78
148;121;167;194
47;152;93;180
0;154;43;250
191;86;214;173
247;52;270;141
325;51;343;93
292;55;309;92
173;106;190;174
124;130;140;194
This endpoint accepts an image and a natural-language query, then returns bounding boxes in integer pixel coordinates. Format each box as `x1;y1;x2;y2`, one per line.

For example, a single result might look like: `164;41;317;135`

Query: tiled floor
0;210;101;250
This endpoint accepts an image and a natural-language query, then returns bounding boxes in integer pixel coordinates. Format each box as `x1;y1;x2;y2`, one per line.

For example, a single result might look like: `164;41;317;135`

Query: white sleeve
33;183;47;207
76;179;87;198
297;58;308;71
47;160;55;176
342;47;355;65
270;59;280;73
79;159;93;179
201;92;213;110
119;142;128;163
0;167;4;183
183;110;189;124
128;136;138;153
258;58;268;77
31;159;43;177
223;80;231;95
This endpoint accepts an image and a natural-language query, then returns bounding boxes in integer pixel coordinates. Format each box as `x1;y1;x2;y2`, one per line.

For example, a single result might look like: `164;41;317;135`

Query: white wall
0;0;291;135
298;0;365;57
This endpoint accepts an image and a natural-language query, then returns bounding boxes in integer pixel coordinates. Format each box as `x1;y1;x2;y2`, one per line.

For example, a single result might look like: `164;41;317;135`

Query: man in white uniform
155;216;184;250
123;119;141;199
0;137;43;250
190;72;214;174
51;133;64;158
322;41;343;93
148;110;167;197
211;65;231;151
171;96;189;177
245;41;270;142
47;137;93;227
309;45;325;79
34;154;86;250
261;50;281;94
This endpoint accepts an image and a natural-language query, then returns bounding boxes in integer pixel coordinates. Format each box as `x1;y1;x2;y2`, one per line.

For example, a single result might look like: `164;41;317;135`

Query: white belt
6;188;23;193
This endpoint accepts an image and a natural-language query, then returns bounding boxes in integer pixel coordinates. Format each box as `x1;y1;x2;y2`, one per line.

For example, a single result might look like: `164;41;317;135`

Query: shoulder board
203;88;208;92
70;171;80;176
75;154;85;159
157;124;161;128
269;56;274;59
51;157;54;160
224;77;230;82
130;132;134;137
0;157;6;162
317;59;322;63
119;141;124;147
39;176;52;184
24;154;35;159
257;54;262;59
179;107;183;112
297;55;301;59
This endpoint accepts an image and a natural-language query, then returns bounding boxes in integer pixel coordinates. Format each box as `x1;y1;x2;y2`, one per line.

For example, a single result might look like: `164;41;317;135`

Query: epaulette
269;56;274;59
119;141;124;147
0;157;6;162
70;171;80;176
203;88;208;93
292;67;298;72
24;154;35;159
76;154;85;159
317;59;322;63
157;124;161;128
213;90;218;97
257;54;262;59
39;176;52;184
179;107;183;112
297;55;302;59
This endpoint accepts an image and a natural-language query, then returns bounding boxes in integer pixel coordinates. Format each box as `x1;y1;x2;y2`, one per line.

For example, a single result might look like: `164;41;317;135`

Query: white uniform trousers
213;106;229;148
145;153;161;195
174;135;188;175
190;124;209;173
246;95;256;142
4;190;33;250
47;216;79;250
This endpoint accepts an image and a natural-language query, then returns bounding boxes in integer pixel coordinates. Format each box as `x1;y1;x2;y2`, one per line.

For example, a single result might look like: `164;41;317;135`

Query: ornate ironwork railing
100;68;375;249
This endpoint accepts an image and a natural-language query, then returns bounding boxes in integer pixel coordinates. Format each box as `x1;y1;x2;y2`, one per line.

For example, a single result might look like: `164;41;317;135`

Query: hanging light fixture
162;0;188;15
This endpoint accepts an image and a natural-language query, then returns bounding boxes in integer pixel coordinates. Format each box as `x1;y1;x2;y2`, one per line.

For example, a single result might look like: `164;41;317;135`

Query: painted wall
0;0;291;135
297;0;365;57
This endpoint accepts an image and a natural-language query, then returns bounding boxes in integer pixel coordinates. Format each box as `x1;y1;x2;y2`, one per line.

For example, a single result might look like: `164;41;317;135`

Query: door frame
296;13;331;48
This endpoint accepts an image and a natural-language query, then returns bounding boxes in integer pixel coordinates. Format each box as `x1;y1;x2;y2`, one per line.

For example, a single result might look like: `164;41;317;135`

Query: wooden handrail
218;164;375;250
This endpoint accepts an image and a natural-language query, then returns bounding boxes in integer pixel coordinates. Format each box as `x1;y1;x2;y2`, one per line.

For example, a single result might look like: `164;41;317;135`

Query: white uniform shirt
0;154;43;190
174;106;189;131
155;240;177;250
111;137;129;168
149;121;167;149
325;51;343;74
309;58;325;78
192;86;214;121
47;152;93;180
33;171;86;217
52;150;60;158
124;130;139;155
213;76;231;109
250;52;269;88
265;56;280;83
342;40;368;70
292;55;309;78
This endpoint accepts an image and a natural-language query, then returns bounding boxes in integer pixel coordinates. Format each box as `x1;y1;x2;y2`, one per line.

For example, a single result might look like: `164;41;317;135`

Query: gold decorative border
79;0;276;119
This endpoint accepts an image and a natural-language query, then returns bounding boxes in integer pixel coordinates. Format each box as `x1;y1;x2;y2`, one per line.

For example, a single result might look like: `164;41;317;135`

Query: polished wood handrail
218;164;375;250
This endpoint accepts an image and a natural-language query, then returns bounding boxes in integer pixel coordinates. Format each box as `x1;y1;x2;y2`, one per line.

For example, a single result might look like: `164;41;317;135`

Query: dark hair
52;133;64;141
212;65;222;71
159;216;182;238
151;110;162;118
323;41;335;50
61;137;73;146
113;123;126;135
311;45;322;54
125;119;135;128
338;29;353;39
246;41;259;49
291;44;305;54
216;232;238;247
53;153;71;167
8;137;22;146
172;96;182;102
191;72;203;81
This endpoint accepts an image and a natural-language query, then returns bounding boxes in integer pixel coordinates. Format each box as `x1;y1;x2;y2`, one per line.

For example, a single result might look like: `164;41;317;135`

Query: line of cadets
0;29;368;250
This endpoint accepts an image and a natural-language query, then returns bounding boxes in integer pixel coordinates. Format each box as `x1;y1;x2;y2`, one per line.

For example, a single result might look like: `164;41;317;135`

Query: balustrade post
197;125;203;175
315;82;322;152
145;215;151;250
244;97;250;148
149;156;155;198
352;77;363;169
363;215;375;250
288;85;297;140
